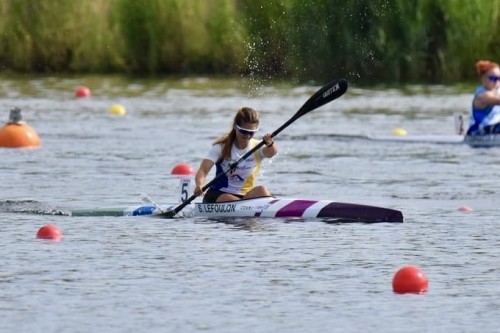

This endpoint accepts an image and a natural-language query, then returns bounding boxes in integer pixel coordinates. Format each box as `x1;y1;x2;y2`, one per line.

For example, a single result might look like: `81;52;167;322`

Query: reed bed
0;0;498;83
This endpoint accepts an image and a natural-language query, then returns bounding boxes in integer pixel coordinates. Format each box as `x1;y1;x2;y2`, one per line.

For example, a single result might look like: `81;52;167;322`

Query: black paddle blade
297;78;348;118
271;78;348;138
158;210;176;218
155;192;199;218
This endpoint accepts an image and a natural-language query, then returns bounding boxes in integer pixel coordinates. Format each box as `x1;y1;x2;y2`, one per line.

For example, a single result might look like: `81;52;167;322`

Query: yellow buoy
0;108;41;148
109;104;126;116
392;128;407;136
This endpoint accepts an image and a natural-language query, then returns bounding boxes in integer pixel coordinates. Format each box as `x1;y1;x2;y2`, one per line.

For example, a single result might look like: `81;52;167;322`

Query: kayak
71;196;404;223
314;132;500;147
367;133;500;147
464;133;500;148
320;114;500;147
368;133;500;147
326;133;465;144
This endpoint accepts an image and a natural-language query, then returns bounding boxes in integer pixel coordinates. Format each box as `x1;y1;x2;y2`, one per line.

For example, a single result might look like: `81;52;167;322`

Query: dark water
1;75;499;332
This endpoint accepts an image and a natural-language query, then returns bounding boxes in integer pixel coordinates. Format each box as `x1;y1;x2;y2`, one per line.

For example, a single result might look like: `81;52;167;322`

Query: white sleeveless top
206;138;266;195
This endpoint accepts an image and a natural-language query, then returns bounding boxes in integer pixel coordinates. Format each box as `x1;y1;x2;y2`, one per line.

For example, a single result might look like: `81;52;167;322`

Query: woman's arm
262;133;278;158
474;90;500;109
194;159;214;196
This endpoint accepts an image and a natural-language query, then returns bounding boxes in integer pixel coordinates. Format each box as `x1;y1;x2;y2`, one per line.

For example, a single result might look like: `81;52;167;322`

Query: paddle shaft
160;78;348;218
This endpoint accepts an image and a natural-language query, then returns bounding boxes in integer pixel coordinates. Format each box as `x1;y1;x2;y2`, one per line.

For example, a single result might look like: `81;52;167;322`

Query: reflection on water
1;75;499;333
0;199;70;216
199;217;268;231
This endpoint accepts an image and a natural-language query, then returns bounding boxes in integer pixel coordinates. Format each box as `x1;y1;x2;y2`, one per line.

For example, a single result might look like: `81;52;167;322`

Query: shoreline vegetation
0;0;499;84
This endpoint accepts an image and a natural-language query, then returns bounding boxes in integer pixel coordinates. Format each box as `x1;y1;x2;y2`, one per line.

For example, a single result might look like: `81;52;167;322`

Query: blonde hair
213;107;260;160
476;60;499;75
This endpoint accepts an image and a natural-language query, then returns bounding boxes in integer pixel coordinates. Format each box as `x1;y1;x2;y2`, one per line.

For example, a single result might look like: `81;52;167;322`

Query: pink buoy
171;163;195;176
36;224;63;242
392;265;428;294
74;86;91;98
458;205;473;212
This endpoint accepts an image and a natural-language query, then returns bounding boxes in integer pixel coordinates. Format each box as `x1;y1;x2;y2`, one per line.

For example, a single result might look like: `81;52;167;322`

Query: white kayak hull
368;134;464;144
324;132;500;147
72;197;404;223
372;133;500;147
464;134;500;148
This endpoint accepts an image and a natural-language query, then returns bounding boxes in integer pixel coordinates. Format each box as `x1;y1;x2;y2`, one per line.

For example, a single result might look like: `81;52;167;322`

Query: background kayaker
194;107;278;203
467;60;500;135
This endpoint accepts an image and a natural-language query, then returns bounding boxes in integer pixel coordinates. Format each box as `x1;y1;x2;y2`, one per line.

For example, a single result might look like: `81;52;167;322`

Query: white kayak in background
333;132;500;147
321;114;500;147
364;134;465;144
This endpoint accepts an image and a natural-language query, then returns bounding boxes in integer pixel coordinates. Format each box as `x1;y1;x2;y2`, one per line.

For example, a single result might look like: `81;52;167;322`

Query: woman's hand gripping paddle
157;78;348;218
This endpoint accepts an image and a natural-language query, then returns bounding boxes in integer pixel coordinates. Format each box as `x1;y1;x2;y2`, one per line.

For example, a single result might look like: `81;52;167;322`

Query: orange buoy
392;265;429;294
36;224;63;242
0;108;41;148
74;86;91;98
171;163;195;176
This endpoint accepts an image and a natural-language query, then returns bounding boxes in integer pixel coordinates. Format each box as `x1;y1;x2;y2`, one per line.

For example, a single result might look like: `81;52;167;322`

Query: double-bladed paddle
157;78;348;218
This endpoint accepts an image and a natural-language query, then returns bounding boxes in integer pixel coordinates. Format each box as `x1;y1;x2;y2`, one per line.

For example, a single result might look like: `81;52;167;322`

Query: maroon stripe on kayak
275;200;317;217
317;202;403;222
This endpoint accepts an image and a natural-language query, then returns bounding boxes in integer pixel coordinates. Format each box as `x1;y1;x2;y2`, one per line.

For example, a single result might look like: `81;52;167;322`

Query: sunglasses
488;75;500;83
236;124;259;136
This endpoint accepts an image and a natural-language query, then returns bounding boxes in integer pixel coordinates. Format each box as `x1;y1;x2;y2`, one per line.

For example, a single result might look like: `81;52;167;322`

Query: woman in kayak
467;60;500;135
194;107;278;203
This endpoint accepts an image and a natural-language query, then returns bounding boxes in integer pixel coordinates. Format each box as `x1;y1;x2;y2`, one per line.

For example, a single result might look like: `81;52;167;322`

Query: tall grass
238;0;291;78
1;0;500;83
114;0;246;74
444;0;500;80
0;0;120;72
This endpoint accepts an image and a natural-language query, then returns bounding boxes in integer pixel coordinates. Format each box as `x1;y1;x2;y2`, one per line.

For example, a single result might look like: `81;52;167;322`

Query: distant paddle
157;78;349;218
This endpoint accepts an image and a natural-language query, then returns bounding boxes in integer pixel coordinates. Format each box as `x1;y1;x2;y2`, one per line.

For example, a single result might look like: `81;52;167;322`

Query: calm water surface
1;75;499;332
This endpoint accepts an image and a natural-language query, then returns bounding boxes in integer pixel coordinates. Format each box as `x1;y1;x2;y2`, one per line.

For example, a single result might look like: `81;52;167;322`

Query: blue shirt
467;86;500;135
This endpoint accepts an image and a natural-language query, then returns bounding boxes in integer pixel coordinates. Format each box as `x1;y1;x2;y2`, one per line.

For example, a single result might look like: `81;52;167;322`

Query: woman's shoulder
475;86;486;95
206;142;223;162
209;142;223;150
207;142;223;156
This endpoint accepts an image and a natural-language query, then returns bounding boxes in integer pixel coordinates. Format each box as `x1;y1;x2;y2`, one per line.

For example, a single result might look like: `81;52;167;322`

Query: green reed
0;0;118;72
110;0;247;74
0;0;499;83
